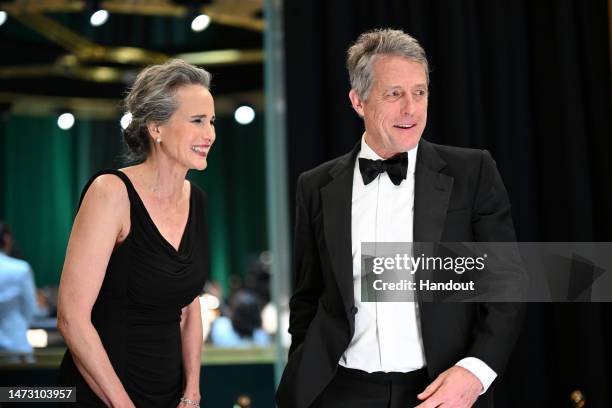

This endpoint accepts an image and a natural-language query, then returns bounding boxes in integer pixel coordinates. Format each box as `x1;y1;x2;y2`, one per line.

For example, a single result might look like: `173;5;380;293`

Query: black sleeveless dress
59;170;208;407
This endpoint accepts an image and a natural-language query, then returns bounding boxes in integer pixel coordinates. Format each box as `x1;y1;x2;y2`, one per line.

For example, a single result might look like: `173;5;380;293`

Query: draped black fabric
58;170;208;407
284;1;612;407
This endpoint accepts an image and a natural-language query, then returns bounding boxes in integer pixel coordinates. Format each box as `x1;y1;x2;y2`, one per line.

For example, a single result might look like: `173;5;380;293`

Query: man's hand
414;365;482;408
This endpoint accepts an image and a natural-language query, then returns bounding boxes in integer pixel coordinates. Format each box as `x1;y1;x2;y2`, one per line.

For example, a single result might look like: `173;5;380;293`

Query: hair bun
122;120;150;160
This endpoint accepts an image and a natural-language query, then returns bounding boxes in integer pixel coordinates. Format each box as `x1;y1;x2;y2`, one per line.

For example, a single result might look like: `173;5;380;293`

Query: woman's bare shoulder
88;174;129;202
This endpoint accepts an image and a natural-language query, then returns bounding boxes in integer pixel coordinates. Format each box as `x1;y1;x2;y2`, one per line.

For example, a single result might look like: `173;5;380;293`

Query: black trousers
312;365;429;408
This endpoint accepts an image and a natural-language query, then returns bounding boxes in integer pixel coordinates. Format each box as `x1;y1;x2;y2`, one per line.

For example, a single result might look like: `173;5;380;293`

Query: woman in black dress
57;59;213;407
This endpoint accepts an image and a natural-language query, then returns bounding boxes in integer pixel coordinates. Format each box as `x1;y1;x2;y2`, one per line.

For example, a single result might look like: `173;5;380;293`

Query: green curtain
0;114;268;293
189;116;268;292
1;116;80;286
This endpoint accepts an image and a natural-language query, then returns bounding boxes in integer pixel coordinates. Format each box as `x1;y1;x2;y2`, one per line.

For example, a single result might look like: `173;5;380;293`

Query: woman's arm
57;175;134;407
178;297;203;407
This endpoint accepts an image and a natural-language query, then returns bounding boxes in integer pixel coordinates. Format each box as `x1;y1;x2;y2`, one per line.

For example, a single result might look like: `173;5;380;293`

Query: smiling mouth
393;124;416;129
191;146;209;157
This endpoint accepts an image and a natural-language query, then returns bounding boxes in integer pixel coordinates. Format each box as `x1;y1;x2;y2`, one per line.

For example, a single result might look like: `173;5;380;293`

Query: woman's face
156;84;216;171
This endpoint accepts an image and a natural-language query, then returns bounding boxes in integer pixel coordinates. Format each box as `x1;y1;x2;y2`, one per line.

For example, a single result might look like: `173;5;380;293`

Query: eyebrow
190;114;215;120
385;84;428;89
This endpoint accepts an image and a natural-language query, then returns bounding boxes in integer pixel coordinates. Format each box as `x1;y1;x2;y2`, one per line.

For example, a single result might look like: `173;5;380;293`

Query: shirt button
351;306;358;314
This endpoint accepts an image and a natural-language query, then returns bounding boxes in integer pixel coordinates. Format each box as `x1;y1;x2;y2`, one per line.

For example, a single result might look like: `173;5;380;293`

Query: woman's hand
177;388;201;408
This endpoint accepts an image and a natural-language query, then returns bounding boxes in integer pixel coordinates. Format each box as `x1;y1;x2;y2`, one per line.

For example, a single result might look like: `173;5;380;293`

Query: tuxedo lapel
413;139;454;243
320;144;360;320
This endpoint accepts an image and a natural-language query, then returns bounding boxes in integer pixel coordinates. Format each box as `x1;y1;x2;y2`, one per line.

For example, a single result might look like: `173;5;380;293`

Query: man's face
349;55;428;158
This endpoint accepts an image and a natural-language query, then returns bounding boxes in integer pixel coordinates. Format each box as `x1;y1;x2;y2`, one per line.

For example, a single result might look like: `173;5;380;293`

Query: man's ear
348;89;365;118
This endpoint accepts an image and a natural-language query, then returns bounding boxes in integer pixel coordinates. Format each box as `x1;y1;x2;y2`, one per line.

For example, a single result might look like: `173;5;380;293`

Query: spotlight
57;113;75;130
234;105;255;125
261;303;277;334
200;293;220;310
27;329;48;348
120;112;132;130
0;11;7;27
191;14;210;32
90;9;109;27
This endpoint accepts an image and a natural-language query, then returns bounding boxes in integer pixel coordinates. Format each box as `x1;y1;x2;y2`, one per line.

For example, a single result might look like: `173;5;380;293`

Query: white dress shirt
338;136;497;393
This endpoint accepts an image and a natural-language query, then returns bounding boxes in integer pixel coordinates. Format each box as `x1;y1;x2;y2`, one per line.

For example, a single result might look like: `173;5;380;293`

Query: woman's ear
146;122;161;143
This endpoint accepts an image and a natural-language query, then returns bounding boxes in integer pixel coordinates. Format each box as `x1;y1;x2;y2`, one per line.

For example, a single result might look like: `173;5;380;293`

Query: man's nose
400;95;416;116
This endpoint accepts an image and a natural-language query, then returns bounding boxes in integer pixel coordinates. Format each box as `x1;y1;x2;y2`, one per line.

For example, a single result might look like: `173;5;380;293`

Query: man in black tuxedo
276;29;524;408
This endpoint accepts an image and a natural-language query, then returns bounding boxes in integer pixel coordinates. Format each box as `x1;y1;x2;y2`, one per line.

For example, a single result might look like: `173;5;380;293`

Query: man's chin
393;135;421;152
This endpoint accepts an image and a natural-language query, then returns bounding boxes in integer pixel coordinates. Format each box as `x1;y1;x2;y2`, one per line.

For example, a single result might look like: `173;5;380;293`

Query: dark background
0;10;263;98
284;1;612;407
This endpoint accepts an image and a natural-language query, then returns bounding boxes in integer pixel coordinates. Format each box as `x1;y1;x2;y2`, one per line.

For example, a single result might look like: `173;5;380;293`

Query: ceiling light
90;9;109;27
57;113;75;130
191;14;210;32
0;11;7;27
234;105;255;125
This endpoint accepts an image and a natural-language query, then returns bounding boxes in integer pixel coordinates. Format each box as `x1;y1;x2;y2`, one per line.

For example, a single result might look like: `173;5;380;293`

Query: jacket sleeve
466;150;526;375
287;174;324;356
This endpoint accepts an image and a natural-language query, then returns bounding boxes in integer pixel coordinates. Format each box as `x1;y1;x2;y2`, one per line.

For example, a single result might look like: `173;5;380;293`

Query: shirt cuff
455;357;497;395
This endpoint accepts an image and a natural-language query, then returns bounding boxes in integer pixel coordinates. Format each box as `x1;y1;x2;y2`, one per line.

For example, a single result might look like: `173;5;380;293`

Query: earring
156;137;161;144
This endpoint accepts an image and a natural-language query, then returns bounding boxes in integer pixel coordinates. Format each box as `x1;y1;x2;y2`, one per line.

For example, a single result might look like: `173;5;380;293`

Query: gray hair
122;59;212;163
346;28;429;101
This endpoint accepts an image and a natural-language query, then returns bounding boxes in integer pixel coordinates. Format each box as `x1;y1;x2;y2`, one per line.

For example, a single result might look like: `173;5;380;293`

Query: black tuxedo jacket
276;139;525;408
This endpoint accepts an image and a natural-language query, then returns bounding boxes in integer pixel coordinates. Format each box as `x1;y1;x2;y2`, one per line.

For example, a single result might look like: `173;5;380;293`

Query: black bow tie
359;152;408;186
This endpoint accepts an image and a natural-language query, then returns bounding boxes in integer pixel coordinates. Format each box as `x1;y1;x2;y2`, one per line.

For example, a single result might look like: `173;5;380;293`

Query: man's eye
192;119;203;123
414;89;427;96
386;91;401;98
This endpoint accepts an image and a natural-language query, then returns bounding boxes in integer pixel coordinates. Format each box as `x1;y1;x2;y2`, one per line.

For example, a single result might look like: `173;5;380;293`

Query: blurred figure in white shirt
0;220;39;354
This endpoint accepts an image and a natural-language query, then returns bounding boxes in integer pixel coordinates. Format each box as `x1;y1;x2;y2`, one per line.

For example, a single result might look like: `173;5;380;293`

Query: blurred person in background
0;220;39;355
57;59;213;408
210;289;270;348
243;258;271;304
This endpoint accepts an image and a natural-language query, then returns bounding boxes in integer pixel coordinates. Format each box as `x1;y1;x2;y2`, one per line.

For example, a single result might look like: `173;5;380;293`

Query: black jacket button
351;306;358;314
